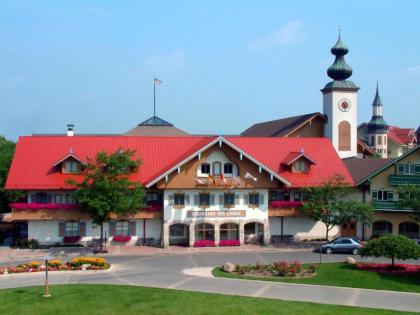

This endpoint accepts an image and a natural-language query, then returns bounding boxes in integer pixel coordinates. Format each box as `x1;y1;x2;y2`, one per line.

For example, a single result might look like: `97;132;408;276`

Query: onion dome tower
321;31;359;159
367;84;388;158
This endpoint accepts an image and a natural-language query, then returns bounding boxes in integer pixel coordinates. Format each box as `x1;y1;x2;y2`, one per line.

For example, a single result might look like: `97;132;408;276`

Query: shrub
308;264;318;273
355;263;420;275
272;261;289;277
360;234;420;266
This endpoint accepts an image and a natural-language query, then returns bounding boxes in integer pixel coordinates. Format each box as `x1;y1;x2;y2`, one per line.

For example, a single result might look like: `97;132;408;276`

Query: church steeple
372;83;384;117
327;33;353;81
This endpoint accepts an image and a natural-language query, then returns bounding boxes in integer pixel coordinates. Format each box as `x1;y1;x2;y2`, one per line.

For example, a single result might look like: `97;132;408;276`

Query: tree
69;149;145;252
0;136;24;213
398;185;420;223
360;234;420;266
302;174;373;240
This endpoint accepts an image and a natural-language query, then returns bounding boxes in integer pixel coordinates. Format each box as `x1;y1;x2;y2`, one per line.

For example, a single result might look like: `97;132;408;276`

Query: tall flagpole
153;77;156;117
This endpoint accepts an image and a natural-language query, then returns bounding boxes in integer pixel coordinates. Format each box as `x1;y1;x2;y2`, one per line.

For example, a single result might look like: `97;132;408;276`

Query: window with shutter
129;221;136;236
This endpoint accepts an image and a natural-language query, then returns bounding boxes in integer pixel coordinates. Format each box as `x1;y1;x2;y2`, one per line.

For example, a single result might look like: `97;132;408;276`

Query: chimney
67;124;74;136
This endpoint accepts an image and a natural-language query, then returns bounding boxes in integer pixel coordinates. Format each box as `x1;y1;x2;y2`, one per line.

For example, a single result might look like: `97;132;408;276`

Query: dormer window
292;160;308;173
201;163;210;174
65;159;80;173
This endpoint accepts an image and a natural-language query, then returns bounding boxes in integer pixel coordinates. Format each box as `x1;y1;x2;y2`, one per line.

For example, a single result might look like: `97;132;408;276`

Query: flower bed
0;257;110;275
219;240;240;246
224;261;317;278
355;263;420;275
63;236;81;244
194;240;215;247
112;235;132;243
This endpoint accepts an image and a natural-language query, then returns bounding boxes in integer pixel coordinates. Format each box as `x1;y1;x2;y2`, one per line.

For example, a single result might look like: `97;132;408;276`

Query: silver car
320;237;363;255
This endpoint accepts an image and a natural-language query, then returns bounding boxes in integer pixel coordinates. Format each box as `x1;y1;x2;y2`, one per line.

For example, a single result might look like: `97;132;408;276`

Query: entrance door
341;222;357;237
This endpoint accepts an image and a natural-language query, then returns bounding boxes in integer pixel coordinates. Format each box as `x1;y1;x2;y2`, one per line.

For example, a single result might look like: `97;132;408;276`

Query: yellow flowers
70;257;107;267
29;261;40;269
48;259;62;267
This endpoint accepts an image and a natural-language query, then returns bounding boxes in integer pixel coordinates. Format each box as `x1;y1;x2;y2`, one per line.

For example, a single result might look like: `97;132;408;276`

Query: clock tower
321;33;359;158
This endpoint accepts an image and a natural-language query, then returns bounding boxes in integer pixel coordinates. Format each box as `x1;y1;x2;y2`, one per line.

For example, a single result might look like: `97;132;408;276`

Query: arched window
372;220;393;238
399;222;419;239
195;223;214;241
220;223;239;241
338;121;351;151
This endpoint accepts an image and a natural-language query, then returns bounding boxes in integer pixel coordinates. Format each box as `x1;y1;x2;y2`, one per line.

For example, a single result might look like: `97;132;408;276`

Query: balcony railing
388;174;420;185
268;200;302;217
195;176;245;188
372;200;412;211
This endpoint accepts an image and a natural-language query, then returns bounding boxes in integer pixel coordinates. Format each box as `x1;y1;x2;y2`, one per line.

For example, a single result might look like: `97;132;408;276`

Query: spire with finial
368;82;388;134
372;82;383;115
327;29;353;81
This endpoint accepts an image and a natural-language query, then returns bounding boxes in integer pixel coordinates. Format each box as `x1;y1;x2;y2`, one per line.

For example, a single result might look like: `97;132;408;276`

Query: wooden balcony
372;200;412;212
388;174;420;185
268;201;303;217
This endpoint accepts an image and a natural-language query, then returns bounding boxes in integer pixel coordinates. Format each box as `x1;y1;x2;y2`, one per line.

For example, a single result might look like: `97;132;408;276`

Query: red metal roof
225;137;353;187
388;126;417;145
6;136;217;190
6;135;353;190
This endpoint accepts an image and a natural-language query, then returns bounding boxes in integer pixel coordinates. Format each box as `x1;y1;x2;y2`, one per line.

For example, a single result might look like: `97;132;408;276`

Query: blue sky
1;1;419;140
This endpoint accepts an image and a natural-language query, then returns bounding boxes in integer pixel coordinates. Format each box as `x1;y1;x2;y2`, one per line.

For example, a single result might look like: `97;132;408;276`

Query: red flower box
144;202;163;212
63;236;81;244
10;203;78;210
219;240;240;246
269;201;303;208
113;235;132;243
193;240;215;247
355;263;420;275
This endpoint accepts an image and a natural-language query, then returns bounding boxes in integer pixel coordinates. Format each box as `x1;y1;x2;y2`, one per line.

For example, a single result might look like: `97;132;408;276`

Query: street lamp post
42;255;53;298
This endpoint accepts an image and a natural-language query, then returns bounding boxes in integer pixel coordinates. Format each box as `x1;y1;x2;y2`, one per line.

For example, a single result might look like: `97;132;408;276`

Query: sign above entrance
187;210;246;218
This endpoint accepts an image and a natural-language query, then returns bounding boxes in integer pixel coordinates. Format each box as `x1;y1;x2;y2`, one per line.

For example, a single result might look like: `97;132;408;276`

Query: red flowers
269;201;303;208
193;240;215;247
219;240;240;246
355;263;420;275
63;236;81;244
113;235;132;243
10;203;78;210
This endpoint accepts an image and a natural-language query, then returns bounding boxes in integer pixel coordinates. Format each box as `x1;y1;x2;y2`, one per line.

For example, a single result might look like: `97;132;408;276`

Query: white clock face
338;99;351;112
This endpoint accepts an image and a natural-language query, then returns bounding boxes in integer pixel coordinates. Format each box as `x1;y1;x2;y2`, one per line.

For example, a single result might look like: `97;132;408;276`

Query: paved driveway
0;250;419;313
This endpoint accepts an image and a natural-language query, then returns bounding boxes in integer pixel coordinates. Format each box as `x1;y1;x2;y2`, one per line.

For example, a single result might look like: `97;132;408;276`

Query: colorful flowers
113;235;132;243
355;263;420;275
0;257;110;275
219;240;240;246
194;240;215;247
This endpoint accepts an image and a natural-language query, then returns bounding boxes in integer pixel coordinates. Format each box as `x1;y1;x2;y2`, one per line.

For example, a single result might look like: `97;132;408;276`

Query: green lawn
0;284;415;315
212;262;420;293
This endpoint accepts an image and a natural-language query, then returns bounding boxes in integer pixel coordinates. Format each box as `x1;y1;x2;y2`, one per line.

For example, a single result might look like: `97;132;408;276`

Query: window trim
248;193;260;208
64;221;80;237
115;221;130;236
200;163;210;175
223;193;235;208
199;193;210;208
174;193;185;208
223;163;233;175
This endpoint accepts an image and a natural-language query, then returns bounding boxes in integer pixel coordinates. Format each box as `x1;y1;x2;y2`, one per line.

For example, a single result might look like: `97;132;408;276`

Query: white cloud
405;65;420;77
248;20;303;50
144;50;186;73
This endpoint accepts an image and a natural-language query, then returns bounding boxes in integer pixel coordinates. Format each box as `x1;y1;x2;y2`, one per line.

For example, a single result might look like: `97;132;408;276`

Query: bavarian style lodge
5;135;352;247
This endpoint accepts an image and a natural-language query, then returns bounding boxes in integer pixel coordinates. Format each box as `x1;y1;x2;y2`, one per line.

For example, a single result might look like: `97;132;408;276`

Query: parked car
320;237;363;255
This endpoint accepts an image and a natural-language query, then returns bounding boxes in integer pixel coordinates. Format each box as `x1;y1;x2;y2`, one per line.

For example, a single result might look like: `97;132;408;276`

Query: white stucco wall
164;189;268;223
269;217;339;240
323;89;358;158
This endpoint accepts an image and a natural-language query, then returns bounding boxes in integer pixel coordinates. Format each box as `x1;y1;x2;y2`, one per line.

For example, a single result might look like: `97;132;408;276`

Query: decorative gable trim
53;152;85;167
145;136;291;188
